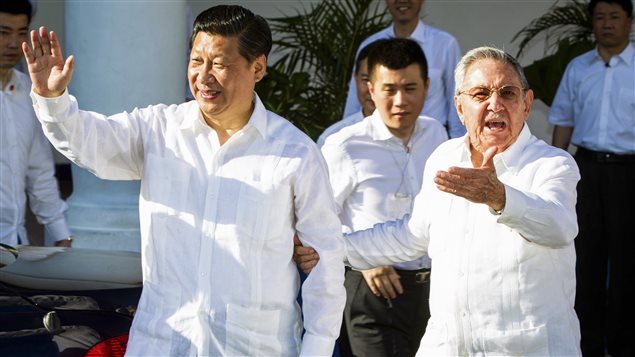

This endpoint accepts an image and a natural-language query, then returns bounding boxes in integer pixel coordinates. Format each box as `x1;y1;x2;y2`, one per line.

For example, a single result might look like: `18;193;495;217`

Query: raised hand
433;146;506;212
21;26;74;98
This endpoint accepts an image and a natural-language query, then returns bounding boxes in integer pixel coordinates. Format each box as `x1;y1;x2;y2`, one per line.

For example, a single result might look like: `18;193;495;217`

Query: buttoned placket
1;85;20;237
598;59;615;149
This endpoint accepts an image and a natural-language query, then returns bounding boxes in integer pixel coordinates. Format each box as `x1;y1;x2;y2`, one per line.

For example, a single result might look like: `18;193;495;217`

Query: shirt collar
180;93;268;139
2;68;21;93
591;42;635;66
460;123;532;173
389;20;426;41
368;110;421;143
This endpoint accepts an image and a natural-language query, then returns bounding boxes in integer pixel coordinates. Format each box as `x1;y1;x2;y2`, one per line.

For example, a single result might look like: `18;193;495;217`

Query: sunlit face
188;32;266;126
354;58;375;116
386;0;424;25
0;13;28;70
592;2;633;51
368;63;429;141
455;59;533;154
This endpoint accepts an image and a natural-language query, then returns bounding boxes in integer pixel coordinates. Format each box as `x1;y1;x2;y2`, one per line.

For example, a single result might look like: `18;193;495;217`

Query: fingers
39;27;51;57
21;41;35;64
480;146;498;168
362;266;403;299
29;29;43;58
299;260;317;275
292;236;319;275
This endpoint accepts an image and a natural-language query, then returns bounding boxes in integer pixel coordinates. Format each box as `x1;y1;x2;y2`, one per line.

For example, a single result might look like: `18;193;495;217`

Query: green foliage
256;0;390;140
512;0;594;106
523;39;594;106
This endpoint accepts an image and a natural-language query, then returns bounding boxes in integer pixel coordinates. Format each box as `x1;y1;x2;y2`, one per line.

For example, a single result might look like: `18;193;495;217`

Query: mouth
392;111;409;119
485;119;507;131
198;88;221;100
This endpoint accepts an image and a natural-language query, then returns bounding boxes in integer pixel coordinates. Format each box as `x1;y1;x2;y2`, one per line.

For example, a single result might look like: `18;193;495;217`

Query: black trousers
339;268;430;357
574;148;635;357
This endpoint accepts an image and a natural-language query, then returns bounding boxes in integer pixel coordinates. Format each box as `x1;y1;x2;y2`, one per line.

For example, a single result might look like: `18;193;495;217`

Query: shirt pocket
482;324;549;356
225;304;284;356
144;153;193;215
235;180;292;241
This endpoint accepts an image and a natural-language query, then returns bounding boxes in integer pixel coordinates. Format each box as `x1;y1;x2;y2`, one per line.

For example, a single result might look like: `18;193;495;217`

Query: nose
486;91;506;112
198;63;217;85
8;34;22;48
394;89;407;107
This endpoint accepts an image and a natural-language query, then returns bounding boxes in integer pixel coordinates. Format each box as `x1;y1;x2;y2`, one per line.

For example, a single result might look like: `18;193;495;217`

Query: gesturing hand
21;26;74;98
433;146;506;212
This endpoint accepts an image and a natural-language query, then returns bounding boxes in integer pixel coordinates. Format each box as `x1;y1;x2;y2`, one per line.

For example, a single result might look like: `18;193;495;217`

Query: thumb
480;146;498;169
61;55;74;81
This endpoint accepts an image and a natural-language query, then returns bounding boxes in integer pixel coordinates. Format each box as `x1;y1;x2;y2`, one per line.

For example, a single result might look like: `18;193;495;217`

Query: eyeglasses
458;85;525;102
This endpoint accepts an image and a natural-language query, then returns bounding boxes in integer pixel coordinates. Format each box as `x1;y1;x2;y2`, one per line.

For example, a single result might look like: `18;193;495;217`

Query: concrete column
63;0;188;251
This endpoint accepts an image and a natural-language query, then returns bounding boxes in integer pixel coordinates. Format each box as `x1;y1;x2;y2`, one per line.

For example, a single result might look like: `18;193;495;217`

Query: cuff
299;333;336;357
30;89;71;121
496;185;526;223
45;218;72;244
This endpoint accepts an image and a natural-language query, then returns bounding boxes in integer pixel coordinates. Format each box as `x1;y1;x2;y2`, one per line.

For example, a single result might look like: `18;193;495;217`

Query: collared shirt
548;43;635;154
31;91;346;357
321;112;447;270
343;20;465;139
345;125;581;356
317;111;365;148
0;68;70;245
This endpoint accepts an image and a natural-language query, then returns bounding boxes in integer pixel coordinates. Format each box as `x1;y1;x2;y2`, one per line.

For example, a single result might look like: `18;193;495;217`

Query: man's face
386;0;424;24
455;59;533;154
592;2;633;50
188;32;265;124
0;12;29;70
368;63;428;140
354;58;375;116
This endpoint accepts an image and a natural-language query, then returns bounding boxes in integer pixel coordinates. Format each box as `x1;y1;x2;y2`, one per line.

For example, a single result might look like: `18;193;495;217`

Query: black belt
395;268;431;284
576;147;635;164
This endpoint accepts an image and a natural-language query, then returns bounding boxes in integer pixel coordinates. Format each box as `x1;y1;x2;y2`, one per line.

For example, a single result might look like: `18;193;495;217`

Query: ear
253;55;267;82
454;94;465;126
522;88;534;120
367;80;376;101
422;77;430;99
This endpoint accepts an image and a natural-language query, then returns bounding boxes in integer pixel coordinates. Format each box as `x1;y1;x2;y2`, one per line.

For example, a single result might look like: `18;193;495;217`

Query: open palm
21;26;74;98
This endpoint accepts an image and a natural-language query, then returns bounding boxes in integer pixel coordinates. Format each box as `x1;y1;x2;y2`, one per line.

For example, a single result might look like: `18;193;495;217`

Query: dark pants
339;268;430;357
574;148;635;357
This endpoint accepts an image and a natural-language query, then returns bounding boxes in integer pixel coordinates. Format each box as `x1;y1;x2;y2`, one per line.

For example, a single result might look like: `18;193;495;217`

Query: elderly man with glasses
297;46;582;356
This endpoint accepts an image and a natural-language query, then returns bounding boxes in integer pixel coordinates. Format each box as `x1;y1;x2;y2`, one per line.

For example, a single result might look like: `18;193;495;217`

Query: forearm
552;125;573;150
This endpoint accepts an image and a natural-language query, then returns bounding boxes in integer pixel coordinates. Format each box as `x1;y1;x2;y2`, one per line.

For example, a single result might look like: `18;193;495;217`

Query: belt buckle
415;271;430;284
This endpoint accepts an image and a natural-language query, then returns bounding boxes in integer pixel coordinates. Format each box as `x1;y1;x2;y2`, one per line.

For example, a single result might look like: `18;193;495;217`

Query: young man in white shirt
549;1;634;355
343;0;465;139
23;5;345;356
322;38;447;357
0;0;72;247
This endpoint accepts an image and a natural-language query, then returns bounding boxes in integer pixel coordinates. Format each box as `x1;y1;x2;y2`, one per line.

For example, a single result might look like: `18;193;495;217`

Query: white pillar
64;0;188;251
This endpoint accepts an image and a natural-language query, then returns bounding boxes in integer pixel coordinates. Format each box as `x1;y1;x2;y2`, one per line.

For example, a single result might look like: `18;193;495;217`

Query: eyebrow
0;25;28;31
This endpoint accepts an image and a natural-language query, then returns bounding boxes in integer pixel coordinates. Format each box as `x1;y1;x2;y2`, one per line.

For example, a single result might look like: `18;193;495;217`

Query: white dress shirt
317;111;365;148
344;125;582;356
0;68;70;245
343;20;465;139
31;91;346;356
548;43;635;154
321;112;447;270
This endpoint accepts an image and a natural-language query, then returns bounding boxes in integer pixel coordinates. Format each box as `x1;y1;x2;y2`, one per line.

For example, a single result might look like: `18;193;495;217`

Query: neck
390;126;415;146
203;103;254;146
597;42;629;63
0;68;12;91
393;19;418;38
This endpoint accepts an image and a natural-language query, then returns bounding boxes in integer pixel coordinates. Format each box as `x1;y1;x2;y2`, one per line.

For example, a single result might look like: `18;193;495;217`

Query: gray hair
454;46;529;95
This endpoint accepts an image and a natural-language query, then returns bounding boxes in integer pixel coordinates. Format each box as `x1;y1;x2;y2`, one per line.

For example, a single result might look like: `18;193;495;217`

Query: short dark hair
354;40;388;75
190;5;272;63
588;0;633;17
367;38;428;82
0;0;33;24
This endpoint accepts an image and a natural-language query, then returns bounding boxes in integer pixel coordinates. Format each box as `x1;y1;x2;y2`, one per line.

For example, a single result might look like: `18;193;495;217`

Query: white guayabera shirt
31;91;346;357
0;68;70;246
345;126;582;356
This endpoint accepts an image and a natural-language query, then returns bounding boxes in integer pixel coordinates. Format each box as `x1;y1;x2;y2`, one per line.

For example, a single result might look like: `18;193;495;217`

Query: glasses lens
499;86;520;100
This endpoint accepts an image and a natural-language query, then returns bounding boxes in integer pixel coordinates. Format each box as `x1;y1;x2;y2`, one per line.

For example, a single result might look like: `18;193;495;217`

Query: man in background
322;38;446;356
343;0;464;139
548;1;634;355
0;0;71;247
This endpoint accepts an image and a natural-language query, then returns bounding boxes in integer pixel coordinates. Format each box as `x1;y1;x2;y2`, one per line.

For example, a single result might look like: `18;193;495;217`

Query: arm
25;128;71;246
445;38;466;139
293;145;346;357
552;125;573;150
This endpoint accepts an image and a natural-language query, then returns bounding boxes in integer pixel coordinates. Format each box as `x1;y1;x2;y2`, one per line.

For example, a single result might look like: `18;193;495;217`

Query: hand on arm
293;234;320;274
22;27;74;98
361;265;403;299
433;147;506;212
